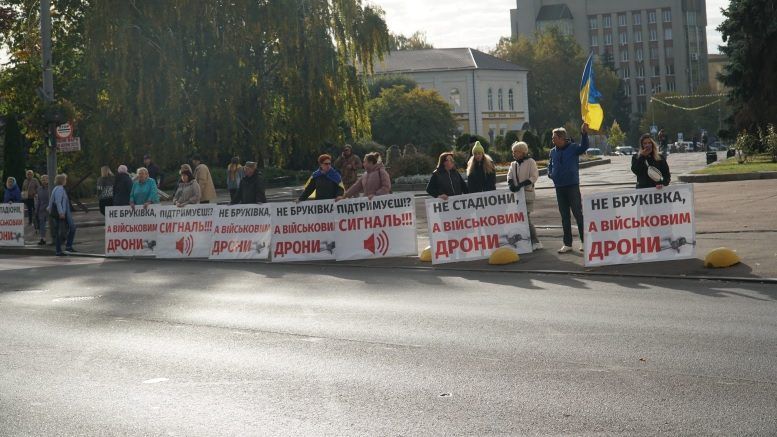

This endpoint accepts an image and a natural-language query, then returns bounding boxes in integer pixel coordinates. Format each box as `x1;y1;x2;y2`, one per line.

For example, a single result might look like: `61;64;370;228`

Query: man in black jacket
112;165;134;207
231;162;267;204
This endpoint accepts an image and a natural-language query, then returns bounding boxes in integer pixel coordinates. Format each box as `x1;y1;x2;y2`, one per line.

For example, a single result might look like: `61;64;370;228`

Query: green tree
369;86;456;151
2;116;26;184
639;87;728;144
367;75;417;99
718;0;777;132
608;120;626;148
390;31;434;51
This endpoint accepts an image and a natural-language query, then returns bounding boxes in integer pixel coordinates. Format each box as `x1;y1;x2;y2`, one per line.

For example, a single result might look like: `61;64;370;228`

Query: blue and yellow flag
580;53;604;131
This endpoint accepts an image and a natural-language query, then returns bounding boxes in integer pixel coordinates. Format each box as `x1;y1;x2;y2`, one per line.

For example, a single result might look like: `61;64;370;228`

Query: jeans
38;215;48;240
52;213;76;253
526;198;539;244
555;185;584;246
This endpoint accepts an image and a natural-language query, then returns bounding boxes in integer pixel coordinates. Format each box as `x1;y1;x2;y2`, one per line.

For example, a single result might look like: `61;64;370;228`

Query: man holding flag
580;52;604;131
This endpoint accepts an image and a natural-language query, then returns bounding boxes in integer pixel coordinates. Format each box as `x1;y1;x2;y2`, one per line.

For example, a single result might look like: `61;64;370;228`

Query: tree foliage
608;120;626;148
389;30;434;51
638;87;729;143
367;74;418;99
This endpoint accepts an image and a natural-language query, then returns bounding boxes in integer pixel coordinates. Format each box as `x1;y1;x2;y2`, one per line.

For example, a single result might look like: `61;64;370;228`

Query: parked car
707;142;729;152
585;148;603;157
615;146;635;156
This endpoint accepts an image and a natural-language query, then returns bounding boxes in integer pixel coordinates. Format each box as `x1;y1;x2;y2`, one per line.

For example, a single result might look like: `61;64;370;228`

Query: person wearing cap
231;161;266;204
226;156;244;201
548;123;589;253
632;133;671;189
113;165;133;206
466;141;496;192
191;154;217;203
299;154;344;201
143;154;161;186
334;145;361;190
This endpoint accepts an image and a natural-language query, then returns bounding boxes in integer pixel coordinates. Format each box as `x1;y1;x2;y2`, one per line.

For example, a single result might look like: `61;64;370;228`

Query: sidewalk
6;180;777;282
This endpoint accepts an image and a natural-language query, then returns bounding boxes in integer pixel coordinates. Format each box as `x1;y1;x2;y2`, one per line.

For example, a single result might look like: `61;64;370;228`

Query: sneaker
558;245;573;253
38;239;46;246
65;247;76;253
55;252;66;257
532;242;543;250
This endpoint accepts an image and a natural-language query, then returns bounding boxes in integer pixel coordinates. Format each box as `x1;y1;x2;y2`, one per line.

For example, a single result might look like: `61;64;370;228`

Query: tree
608;120;626;148
718;0;777;132
367;75;417;99
2;115;26;184
390;31;434;51
638;87;729;144
369;86;456;151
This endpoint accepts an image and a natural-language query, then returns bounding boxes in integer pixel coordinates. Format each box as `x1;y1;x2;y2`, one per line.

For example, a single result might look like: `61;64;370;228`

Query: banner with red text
334;194;417;261
583;184;695;267
104;206;159;256
156;205;216;259
0;204;25;247
425;190;532;265
271;200;337;262
209;204;272;260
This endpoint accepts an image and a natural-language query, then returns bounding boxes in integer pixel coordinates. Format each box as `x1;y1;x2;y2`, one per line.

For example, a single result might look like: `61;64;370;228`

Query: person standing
173;169;201;206
657;129;669;157
112;165;133;207
340;152;391;200
129;167;160;208
226;157;244;201
35;175;50;245
298;154;344;201
231;161;266;204
96;166;115;215
466;141;496;192
334;145;361;190
632;134;671;189
22;170;40;227
548;123;589;253
48;173;76;256
143;154;161;186
192;154;217;203
4;177;21;203
426;152;468;200
507;141;542;250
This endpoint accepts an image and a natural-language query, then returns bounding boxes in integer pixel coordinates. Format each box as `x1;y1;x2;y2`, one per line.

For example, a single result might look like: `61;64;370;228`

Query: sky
373;0;729;54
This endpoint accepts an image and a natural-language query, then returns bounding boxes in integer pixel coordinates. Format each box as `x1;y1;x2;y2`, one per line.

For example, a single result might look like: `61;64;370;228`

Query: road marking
142;378;169;384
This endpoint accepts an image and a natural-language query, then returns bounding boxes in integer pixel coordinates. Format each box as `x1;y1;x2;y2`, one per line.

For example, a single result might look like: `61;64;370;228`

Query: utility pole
40;0;57;193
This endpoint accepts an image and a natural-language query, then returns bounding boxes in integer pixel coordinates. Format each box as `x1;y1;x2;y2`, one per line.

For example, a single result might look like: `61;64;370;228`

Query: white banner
209;204;272;260
583;184;696;267
271;200;337;262
104;206;159;256
334;194;417;261
426;190;532;265
156;205;216;259
0;204;24;247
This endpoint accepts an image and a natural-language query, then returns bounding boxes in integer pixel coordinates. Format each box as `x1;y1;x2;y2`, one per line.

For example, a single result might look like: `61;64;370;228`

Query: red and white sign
426;190;532;265
334;194;417;261
209;205;272;261
55;121;81;152
55;122;73;139
156;205;215;258
104;205;159;257
271;200;337;262
0;204;25;247
583;184;696;267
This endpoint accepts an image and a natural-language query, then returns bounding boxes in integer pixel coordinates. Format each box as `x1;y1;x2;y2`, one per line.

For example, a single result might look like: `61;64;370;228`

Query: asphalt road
1;256;775;436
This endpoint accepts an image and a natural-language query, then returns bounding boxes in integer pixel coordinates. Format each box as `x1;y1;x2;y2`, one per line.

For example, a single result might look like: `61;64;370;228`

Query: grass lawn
692;154;777;175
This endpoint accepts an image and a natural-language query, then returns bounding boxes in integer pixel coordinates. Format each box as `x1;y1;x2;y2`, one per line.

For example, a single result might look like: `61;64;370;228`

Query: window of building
622;65;630;79
649;28;658;41
666;63;675;75
653;82;662;94
636;47;644;61
667;80;676;92
650;47;658;59
636;64;645;77
591;34;599;46
633;12;641;26
589;16;598;30
449;88;461;110
664;28;672;40
620;50;629;62
603;15;612;28
498;88;504;111
663;9;672;22
487;88;493;111
624;83;631;97
665;46;673;59
648;11;657;24
508;89;514;111
619;31;627;45
618;14;627;27
653;65;661;76
638;99;647;113
635;31;643;43
638;81;646;95
686;12;697;26
604;33;612;46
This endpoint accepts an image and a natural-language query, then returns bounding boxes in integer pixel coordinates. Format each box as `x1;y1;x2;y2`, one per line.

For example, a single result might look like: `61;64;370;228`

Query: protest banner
425;190;532;265
271;200;338;262
334;194;417;261
156;205;215;258
0;204;25;247
209;204;272;260
104;205;159;256
583;184;695;267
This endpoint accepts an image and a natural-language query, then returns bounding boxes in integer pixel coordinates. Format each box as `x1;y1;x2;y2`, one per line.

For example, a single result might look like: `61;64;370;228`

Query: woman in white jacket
507;141;542;250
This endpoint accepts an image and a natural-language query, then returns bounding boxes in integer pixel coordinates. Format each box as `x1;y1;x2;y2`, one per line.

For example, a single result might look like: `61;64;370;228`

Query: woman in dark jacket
298;154;345;201
632;134;671;189
465;141;497;192
426;152;468;200
112;165;134;207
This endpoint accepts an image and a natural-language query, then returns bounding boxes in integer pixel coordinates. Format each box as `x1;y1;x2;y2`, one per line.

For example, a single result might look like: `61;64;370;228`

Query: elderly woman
339;152;391;200
507;141;542;250
96;165;115;215
632;133;671;189
4;177;21;203
298;154;344;201
112;165;133;207
35;175;50;245
129;167;160;208
466;141;496;192
48;173;76;256
426;152;468;200
22;170;40;226
173;169;201;207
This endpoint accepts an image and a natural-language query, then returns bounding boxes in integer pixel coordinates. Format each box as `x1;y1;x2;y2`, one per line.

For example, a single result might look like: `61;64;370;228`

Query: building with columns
370;48;530;143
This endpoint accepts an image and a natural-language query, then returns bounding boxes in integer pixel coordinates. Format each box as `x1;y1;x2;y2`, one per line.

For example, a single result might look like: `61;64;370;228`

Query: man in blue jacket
548;123;589;253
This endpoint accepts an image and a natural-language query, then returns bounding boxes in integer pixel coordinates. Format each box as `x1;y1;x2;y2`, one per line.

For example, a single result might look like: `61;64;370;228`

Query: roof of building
371;48;528;74
536;4;573;21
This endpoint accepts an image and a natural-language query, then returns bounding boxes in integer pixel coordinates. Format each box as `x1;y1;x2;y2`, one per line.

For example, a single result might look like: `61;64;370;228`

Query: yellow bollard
704;247;741;268
419;246;432;262
489;247;520;265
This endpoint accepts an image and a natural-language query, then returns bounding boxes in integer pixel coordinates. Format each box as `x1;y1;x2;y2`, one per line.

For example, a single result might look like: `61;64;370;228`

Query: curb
679;171;777;183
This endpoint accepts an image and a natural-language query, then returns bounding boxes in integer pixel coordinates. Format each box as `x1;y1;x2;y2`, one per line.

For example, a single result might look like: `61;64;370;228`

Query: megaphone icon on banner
176;235;194;256
363;231;389;256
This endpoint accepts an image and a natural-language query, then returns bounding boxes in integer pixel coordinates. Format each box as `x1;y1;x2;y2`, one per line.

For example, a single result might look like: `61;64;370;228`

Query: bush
428;142;454;160
504;130;521;149
455;133;490;152
452;151;469;169
388;153;435;178
489;150;511;164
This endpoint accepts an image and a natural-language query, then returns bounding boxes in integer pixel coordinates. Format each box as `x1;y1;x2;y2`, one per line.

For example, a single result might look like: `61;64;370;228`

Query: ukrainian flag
580;53;604;131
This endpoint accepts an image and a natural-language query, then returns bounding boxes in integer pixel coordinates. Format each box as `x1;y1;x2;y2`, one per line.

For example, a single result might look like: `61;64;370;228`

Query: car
615;146;635;156
585;148;603;157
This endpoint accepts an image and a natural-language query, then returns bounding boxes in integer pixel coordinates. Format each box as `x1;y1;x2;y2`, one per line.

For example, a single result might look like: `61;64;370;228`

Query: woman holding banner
508;141;542;250
632;134;671;189
426;152;468;200
339;152;391;200
466;141;496;192
298;154;345;201
173;169;201;207
129;167;160;208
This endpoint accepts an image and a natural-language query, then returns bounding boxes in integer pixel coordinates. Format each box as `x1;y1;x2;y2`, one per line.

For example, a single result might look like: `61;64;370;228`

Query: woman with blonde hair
96;165;115;215
632;133;671;189
226;157;244;201
466;141;496;192
508;141;542;250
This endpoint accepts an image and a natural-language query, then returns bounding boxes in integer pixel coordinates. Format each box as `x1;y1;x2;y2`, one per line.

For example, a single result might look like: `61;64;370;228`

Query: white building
371;48;530;143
